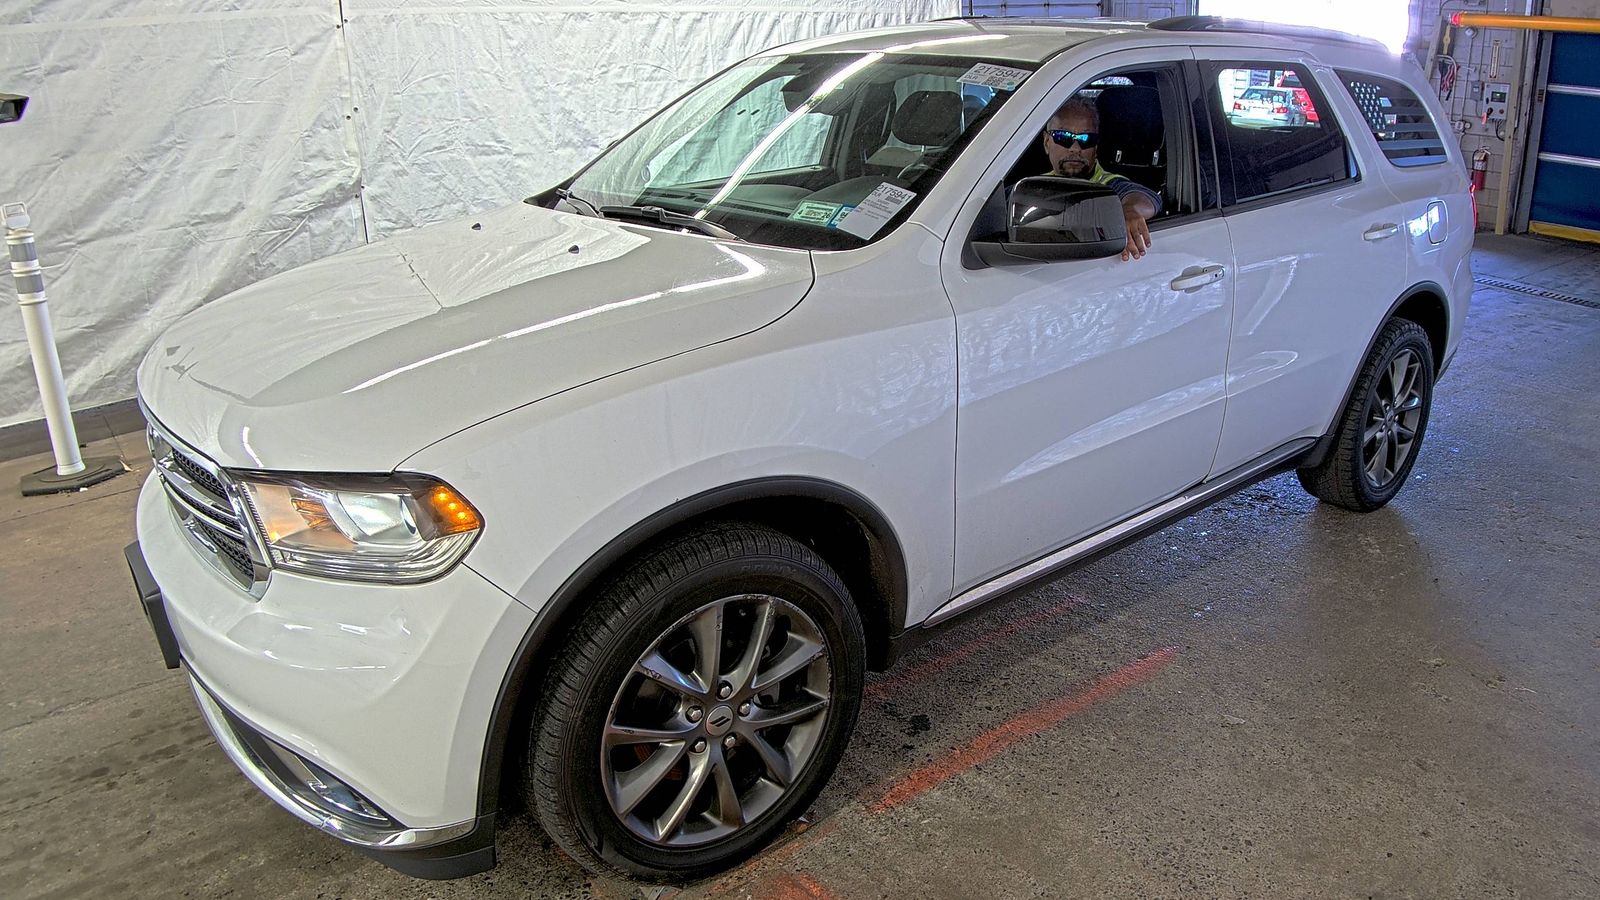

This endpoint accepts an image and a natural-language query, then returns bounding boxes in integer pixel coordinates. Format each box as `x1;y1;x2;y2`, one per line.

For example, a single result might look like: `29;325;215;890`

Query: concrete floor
3;233;1597;899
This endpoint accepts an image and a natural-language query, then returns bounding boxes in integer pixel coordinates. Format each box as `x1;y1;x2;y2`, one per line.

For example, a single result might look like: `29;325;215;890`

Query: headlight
234;472;482;583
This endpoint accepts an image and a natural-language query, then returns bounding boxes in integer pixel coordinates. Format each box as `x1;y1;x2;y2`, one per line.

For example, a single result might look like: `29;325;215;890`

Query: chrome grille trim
157;456;238;523
141;402;270;595
159;478;248;540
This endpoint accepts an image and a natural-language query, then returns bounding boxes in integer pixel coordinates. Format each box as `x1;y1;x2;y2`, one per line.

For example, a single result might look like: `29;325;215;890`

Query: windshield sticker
789;201;843;225
958;63;1030;92
837;184;916;240
826;205;854;229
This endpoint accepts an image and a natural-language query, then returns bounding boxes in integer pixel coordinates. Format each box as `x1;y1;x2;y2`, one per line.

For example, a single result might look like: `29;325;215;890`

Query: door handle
1363;223;1401;241
1169;264;1226;292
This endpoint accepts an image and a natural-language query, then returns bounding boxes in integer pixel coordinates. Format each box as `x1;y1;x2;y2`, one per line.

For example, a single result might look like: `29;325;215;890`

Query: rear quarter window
1336;70;1450;168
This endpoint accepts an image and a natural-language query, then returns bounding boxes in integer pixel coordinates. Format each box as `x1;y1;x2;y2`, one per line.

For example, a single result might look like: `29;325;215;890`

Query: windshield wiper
598;205;743;241
555;187;603;218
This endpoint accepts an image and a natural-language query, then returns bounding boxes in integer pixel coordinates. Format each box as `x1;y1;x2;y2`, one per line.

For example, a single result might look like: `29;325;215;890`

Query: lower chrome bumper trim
189;675;474;850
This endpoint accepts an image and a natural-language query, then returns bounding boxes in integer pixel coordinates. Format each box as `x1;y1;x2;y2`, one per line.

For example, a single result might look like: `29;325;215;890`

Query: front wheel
527;523;865;881
1298;318;1435;511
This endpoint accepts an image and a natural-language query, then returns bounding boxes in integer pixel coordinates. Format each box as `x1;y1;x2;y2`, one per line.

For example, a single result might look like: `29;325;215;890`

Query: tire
1297;318;1435;512
527;523;866;881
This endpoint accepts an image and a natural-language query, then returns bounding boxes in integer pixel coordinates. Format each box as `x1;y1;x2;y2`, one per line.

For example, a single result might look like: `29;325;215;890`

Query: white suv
127;16;1471;882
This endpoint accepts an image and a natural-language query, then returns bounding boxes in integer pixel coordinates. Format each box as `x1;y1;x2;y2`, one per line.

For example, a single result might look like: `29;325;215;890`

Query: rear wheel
1298;318;1435;511
527;523;865;880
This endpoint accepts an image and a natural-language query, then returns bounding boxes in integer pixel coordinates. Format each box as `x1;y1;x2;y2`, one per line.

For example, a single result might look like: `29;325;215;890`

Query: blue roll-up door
1529;33;1600;242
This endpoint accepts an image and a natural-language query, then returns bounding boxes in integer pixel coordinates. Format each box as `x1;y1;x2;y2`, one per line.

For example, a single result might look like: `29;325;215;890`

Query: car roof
765;18;1149;64
765;16;1414;79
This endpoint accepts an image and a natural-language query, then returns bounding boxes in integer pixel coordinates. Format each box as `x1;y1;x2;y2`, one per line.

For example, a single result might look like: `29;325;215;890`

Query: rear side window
1336;70;1449;168
1204;63;1353;206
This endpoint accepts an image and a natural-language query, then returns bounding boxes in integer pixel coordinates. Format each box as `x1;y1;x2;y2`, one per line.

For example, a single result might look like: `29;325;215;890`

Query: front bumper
188;671;498;878
132;471;534;877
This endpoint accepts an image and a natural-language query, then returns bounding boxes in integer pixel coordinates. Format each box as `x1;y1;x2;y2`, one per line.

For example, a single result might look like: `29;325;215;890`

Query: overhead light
1198;0;1409;53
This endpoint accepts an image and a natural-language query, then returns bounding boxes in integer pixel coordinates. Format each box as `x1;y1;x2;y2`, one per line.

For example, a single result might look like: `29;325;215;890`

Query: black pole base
20;456;127;496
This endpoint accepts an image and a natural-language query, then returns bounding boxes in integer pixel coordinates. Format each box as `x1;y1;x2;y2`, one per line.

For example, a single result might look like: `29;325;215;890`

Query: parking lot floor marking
868;645;1180;813
764;872;838;899
701;644;1178;897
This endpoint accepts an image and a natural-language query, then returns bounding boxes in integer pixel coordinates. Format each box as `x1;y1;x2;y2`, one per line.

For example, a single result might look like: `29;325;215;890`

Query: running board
924;438;1316;627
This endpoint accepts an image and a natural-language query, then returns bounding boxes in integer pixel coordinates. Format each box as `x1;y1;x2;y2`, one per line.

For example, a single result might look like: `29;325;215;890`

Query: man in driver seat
1043;98;1161;261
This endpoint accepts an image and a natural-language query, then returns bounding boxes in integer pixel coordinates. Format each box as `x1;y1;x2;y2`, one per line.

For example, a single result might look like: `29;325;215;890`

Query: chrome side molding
925;438;1316;626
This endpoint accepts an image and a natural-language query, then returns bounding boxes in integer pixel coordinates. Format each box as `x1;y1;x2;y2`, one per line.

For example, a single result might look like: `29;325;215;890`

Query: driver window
973;64;1196;242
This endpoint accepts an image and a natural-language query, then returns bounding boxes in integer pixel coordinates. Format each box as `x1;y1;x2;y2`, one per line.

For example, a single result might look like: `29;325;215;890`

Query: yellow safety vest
1086;162;1126;186
1047;162;1126;185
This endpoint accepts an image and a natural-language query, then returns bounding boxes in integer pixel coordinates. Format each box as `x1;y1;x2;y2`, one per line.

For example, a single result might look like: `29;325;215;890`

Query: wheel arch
1302;281;1450;469
473;476;908;820
1389;282;1450;371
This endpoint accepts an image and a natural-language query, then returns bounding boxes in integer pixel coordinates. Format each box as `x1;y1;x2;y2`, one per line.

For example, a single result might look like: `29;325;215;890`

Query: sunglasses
1048;129;1099;149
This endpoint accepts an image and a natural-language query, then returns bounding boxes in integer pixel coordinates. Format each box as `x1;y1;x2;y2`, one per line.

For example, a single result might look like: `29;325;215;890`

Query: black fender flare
1303;281;1450;469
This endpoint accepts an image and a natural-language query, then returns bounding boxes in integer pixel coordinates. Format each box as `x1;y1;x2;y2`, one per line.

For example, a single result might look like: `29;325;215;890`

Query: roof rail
1149;15;1384;49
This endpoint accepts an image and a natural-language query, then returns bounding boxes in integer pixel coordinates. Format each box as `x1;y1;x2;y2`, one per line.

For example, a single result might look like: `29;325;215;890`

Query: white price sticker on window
836;184;916;240
958;63;1030;92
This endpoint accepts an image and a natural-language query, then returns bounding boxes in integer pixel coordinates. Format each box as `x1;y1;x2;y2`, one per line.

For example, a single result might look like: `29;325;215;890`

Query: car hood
137;202;814;471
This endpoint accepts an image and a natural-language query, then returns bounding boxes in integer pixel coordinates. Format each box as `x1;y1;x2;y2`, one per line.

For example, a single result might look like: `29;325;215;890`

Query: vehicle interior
551;58;1241;252
968;66;1198;244
695;71;1017;219
543;53;1047;249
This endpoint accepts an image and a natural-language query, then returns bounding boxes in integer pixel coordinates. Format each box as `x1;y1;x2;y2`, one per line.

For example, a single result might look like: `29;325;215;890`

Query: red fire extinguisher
1471;148;1491;225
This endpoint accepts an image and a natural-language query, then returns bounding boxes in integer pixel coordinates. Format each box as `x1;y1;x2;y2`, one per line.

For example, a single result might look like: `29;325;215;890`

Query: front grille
200;520;256;579
146;415;267;593
171;450;229;498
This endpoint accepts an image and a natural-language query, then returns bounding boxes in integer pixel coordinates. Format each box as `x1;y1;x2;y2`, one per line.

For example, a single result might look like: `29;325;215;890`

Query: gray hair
1048;97;1099;130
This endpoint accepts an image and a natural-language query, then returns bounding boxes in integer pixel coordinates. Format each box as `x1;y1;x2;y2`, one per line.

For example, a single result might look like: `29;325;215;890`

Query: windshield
558;52;1036;250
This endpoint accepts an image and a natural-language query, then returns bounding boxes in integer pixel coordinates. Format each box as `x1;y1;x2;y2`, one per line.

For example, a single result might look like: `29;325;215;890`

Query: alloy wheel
1362;347;1425;489
600;594;832;847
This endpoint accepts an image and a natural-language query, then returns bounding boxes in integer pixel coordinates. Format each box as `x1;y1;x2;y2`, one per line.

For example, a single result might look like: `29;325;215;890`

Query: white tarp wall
0;0;955;429
0;1;366;430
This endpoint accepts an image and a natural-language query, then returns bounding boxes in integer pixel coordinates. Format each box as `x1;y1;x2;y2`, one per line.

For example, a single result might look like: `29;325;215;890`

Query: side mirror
972;176;1127;267
0;93;28;124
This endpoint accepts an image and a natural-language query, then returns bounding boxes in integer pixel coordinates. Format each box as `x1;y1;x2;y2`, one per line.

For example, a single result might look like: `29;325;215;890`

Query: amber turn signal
426;486;482;535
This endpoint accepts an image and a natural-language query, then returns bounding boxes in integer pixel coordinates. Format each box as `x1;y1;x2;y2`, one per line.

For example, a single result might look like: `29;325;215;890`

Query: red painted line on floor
864;595;1086;700
867;645;1180;813
764;872;839;899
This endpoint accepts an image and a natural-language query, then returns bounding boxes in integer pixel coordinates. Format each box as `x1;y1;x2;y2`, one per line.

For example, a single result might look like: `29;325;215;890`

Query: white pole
5;202;86;476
